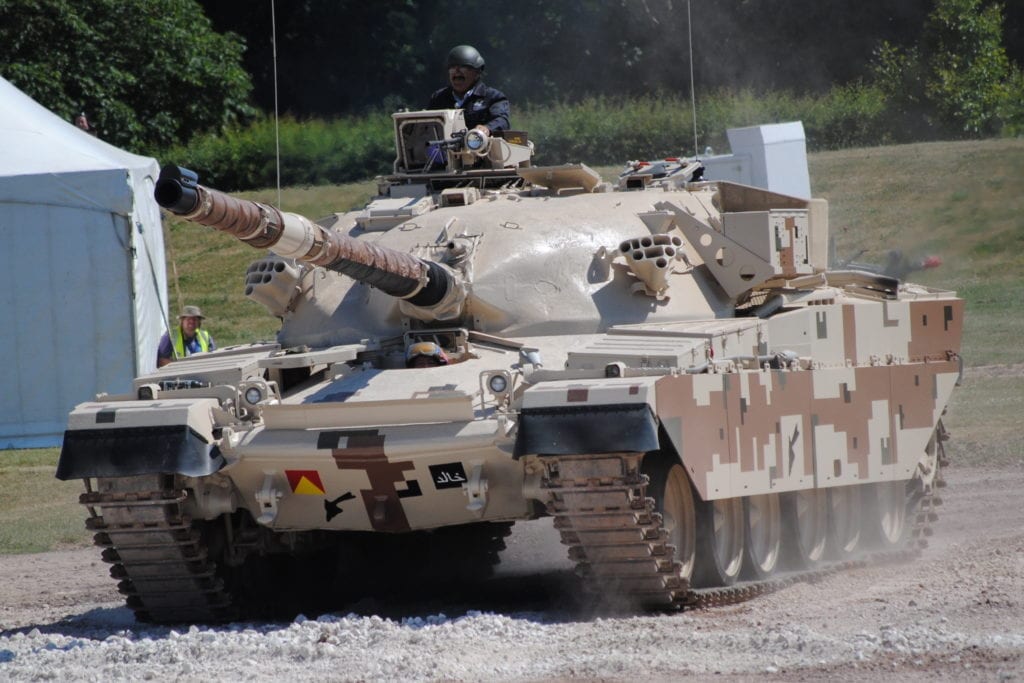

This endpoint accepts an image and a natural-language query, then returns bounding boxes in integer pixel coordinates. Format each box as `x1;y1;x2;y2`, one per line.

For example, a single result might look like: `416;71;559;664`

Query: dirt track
1;463;1021;680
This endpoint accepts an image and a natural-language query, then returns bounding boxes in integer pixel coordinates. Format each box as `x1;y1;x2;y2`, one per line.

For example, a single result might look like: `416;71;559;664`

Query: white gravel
2;611;1021;681
2;464;1022;681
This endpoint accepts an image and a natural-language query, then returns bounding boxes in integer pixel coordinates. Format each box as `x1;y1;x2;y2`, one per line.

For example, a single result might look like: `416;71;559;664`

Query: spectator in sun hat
157;305;216;367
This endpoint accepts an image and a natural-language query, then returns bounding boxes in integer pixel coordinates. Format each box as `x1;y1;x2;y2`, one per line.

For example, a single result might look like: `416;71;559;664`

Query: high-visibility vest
171;327;212;359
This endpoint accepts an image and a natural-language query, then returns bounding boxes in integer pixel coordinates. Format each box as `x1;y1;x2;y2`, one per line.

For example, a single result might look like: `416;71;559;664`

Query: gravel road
1;463;1021;681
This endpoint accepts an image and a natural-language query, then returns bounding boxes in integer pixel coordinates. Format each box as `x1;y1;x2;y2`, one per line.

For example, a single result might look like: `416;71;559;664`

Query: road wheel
693;495;744;587
742;493;781;579
646;459;697;584
827;485;863;558
864;480;908;548
782;488;827;568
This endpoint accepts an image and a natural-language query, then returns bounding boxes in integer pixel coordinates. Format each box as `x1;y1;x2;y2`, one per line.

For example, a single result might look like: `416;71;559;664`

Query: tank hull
58;290;961;619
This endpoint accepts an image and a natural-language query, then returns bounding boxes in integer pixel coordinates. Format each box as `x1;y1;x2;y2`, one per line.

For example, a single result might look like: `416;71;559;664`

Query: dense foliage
873;0;1024;137
198;0;1023;119
0;0;254;151
165;114;393;191
198;0;940;115
1;0;1022;182
158;86;890;191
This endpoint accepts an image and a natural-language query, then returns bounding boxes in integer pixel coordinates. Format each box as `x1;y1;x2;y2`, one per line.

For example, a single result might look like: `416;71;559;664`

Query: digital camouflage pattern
57;110;962;622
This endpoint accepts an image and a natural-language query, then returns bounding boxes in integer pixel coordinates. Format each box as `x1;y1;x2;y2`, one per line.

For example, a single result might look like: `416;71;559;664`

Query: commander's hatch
393;109;462;174
391;109;534;187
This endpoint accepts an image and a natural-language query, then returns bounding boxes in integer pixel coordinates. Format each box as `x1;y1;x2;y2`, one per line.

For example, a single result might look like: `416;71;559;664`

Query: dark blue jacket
428;81;510;133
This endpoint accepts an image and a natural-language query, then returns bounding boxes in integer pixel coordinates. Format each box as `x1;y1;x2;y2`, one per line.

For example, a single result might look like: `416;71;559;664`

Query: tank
57;109;963;622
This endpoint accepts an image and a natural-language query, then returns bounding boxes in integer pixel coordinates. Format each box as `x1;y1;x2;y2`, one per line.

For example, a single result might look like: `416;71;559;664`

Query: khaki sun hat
179;305;205;319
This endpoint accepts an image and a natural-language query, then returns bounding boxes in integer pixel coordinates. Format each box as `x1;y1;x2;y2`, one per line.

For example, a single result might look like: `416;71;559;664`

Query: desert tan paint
655;298;963;500
65;134;965;534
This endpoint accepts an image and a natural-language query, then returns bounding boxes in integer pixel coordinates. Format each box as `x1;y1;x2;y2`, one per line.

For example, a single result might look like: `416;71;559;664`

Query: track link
540;454;690;608
78;446;943;621
540;452;940;611
82;474;237;623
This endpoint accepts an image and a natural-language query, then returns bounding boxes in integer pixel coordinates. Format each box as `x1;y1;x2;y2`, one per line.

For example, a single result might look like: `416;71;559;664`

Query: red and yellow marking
286;469;325;495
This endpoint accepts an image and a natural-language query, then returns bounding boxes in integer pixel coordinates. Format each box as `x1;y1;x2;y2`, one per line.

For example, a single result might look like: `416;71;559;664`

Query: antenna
271;0;282;208
687;0;699;158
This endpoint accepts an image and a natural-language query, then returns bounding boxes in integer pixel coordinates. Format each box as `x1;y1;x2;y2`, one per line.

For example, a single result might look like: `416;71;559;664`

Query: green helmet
447;44;485;71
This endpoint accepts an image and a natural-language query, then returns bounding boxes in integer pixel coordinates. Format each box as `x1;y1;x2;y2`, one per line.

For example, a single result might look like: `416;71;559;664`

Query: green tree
0;0;254;153
872;0;1023;137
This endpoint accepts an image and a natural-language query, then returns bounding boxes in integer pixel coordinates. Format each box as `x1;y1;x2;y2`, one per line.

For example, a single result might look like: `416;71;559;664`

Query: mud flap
514;404;659;457
56;425;223;479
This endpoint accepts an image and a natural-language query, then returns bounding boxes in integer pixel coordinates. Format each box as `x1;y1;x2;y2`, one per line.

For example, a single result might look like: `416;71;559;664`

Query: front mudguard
56;398;224;480
514;403;660;457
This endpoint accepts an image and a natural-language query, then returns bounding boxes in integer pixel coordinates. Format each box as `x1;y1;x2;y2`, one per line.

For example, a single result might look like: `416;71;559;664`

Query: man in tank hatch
405;341;450;368
157;305;216;367
428;44;510;134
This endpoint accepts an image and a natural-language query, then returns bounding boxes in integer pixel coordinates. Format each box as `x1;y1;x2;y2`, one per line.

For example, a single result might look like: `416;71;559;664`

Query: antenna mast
687;0;699;157
271;0;282;207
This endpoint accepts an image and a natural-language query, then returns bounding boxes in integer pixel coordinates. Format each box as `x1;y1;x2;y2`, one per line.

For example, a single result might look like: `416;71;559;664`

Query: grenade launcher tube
155;166;451;307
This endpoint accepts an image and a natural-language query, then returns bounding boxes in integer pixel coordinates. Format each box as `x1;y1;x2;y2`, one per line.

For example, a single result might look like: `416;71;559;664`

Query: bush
995;68;1024;137
519;95;698;166
157;114;393;191
869;0;1022;139
524;89;891;163
156;88;900;190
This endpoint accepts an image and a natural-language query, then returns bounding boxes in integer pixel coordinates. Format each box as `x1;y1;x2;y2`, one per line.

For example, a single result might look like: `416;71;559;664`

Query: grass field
0;448;84;553
3;138;1022;554
810;139;1024;367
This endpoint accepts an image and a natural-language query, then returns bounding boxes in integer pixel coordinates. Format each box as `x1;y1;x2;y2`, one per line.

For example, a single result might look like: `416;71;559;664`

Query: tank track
81;475;515;623
77;445;944;622
540;453;691;608
82;474;237;623
540;451;941;611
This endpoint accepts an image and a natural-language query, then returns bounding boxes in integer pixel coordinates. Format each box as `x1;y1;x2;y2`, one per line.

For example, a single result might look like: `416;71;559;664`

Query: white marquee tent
0;76;169;448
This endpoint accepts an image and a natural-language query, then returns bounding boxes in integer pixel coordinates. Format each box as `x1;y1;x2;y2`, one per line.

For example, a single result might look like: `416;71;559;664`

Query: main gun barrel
154;165;454;308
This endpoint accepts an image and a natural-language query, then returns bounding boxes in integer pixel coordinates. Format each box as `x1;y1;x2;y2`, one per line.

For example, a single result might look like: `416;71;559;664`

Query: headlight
244;386;264;405
488;374;508;393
